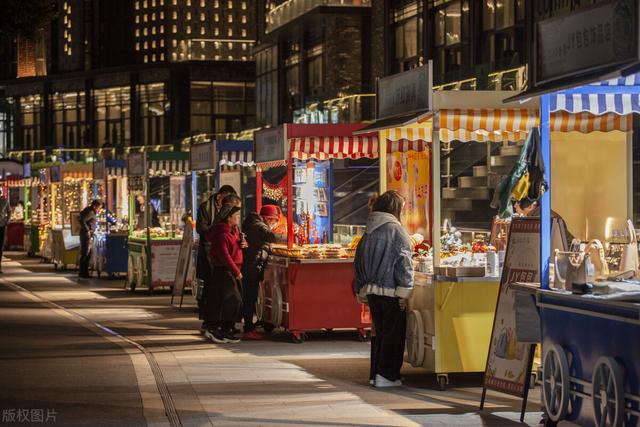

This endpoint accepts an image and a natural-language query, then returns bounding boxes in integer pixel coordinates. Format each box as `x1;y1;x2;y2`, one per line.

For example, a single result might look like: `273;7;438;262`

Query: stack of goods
131;227;182;239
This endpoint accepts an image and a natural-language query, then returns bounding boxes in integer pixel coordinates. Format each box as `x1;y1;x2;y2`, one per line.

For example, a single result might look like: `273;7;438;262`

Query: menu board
150;241;182;286
172;222;194;298
255;127;285;164
127;153;146;177
483;217;539;397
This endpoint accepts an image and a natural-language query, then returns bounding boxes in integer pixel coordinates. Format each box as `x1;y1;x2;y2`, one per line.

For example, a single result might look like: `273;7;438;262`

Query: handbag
511;171;531;202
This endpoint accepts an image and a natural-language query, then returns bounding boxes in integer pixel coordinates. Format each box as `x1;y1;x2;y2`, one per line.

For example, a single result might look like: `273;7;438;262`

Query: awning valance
107;166;126;177
148;159;190;176
218;150;254;167
289;136;379;161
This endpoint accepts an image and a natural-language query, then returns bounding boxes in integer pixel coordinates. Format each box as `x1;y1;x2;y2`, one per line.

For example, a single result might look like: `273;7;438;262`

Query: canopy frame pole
432;115;441;266
540;94;552;289
379;134;387;193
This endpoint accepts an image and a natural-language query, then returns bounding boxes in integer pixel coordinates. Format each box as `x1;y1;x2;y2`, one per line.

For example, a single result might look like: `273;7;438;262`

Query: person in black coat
240;205;280;339
78;200;102;278
196;185;237;331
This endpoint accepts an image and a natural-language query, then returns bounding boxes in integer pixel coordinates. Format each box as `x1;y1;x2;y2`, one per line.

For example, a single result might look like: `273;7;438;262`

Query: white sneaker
374;374;402;388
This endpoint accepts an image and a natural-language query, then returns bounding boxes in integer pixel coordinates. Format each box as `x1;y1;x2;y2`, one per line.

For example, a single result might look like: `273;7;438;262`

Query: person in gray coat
0;190;10;273
354;190;414;388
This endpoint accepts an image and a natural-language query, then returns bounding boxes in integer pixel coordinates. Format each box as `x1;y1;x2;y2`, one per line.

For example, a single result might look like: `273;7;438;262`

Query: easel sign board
483;217;540;398
172;221;194;301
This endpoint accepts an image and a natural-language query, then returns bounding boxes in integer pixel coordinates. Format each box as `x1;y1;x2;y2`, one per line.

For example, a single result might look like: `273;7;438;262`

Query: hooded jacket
241;212;276;277
354;212;414;300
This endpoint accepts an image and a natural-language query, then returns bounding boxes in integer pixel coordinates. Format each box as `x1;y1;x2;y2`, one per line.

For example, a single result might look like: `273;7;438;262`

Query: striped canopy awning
218;150;254;167
387;139;428;153
3;178;25;188
256;160;287;170
551;73;640;115
148;159;190;176
289;136;379;161
107;166;126;177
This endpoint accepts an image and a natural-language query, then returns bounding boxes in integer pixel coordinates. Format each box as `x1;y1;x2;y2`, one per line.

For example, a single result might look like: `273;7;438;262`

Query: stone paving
0;253;554;426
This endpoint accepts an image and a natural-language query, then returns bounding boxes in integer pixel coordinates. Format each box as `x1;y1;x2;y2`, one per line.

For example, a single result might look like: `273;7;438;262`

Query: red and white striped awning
256;160;287;171
387;139;427;153
289;136;379;161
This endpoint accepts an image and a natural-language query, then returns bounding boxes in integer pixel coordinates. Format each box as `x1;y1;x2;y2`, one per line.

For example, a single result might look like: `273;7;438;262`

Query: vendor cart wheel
591;356;625;427
437;375;448;391
127;255;136;290
270;284;283;328
542;344;570;422
256;282;266;322
134;255;146;291
406;310;425;368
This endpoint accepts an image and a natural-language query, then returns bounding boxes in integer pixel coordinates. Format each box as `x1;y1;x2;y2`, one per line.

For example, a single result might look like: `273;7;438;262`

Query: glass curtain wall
93;86;131;148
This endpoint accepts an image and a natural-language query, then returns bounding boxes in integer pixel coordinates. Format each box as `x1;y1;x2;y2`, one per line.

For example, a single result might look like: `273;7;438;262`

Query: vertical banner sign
172;221;194;304
482;217;540;419
386;148;431;242
93;160;106;180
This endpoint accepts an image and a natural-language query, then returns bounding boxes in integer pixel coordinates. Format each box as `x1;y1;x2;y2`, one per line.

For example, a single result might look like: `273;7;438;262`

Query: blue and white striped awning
218;150;254;168
148;159;190;176
551;73;640;115
107;166;126;177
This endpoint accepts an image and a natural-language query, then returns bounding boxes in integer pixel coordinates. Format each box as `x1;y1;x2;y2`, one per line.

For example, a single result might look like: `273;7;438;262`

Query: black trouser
203;267;243;331
367;294;407;382
241;268;260;332
0;225;5;267
79;233;91;277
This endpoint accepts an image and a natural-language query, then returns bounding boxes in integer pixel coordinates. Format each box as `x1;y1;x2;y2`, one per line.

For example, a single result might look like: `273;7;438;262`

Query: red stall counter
6;221;24;250
258;255;370;342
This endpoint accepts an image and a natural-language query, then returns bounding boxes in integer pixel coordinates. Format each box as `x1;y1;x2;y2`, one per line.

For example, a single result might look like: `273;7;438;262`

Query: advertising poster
386;149;431;241
484;217;540;396
151;241;182;286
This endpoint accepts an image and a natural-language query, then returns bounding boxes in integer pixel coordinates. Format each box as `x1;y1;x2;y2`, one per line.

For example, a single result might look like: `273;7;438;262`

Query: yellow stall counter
406;273;500;389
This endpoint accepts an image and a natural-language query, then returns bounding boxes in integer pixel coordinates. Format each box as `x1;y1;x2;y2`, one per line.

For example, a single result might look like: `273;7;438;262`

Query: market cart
25;166;51;257
254;124;376;342
0;160;27;250
49;163;94;270
359;68;539;388
126;151;191;292
92;160;129;277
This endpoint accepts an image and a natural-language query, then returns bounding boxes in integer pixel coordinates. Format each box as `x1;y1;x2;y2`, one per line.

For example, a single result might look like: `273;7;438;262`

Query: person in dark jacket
196;185;237;330
203;203;244;344
240;205;280;339
78;200;103;278
354;190;414;388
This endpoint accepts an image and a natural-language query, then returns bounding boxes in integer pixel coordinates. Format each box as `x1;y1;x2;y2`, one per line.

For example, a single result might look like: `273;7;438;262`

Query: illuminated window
242;43;247;51
227;1;232;8
152;40;156;48
136;29;140;37
160;11;164;19
160;0;164;5
214;0;219;7
214;27;219;36
152;26;156;34
214;13;219;22
143;14;148;22
144;41;149;49
242;29;246;37
172;39;177;47
172;24;177;33
160;53;165;61
160;25;165;33
242;15;246;23
143;27;148;35
143;0;147;7
172;0;176;5
172;11;177;19
152;54;156;62
187;12;191;20
186;25;192;34
136;42;140;50
227;28;232;36
160;39;165;47
172;52;177;60
144;54;148;63
200;12;205;21
200;0;205;6
227;15;233;23
242;1;246;9
200;26;205;35
135;1;140;9
152;0;156;6
151;12;156;21
135;15;140;23
186;0;191;5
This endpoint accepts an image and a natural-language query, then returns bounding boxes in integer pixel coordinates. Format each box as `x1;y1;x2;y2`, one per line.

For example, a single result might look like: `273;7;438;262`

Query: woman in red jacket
203;204;245;343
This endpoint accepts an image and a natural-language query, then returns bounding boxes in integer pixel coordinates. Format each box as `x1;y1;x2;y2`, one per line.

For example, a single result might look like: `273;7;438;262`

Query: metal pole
432;114;441;265
540;94;551;289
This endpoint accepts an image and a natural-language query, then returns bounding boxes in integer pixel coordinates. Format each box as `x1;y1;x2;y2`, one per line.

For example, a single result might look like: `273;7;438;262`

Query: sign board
190;142;217;171
93;160;106;180
535;0;639;85
150;240;182;286
483;217;540;397
127;153;146;177
254;126;286;164
50;166;61;183
172;221;194;299
377;62;432;120
219;170;242;195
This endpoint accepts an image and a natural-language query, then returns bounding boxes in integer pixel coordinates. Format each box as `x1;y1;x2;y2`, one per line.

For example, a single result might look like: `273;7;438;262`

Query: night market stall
126;152;191;292
25;166;51;257
503;3;640;424
254;124;377;342
0;160;27;250
91;160;129;277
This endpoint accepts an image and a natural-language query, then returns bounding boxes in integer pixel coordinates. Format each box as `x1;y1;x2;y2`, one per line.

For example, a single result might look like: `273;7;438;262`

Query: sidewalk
1;252;544;426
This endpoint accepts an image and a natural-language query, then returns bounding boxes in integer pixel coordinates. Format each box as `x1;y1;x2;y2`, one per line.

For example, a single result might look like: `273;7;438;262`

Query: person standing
0;190;11;273
240;205;279;339
354;191;414;388
78;200;102;279
196;185;237;331
203;203;245;344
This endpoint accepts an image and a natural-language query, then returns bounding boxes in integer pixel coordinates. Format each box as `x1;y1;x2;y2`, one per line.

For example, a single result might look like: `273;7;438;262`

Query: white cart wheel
135;254;146;290
127;255;136;289
591;357;625;427
256;281;266;322
270;284;283;328
542;344;570;422
406;310;425;367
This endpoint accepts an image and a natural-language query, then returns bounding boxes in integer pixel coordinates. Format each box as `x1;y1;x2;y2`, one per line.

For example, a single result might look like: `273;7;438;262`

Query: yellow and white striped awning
381;109;633;147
